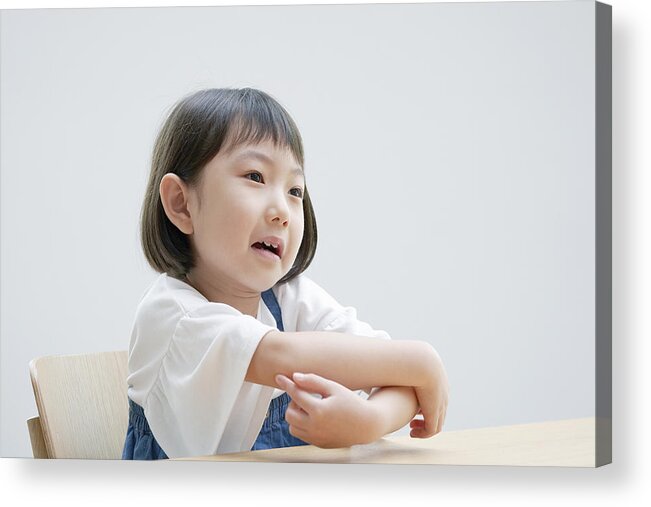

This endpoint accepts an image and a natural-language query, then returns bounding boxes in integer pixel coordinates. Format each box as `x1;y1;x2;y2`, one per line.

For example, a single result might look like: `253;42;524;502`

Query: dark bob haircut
140;88;317;284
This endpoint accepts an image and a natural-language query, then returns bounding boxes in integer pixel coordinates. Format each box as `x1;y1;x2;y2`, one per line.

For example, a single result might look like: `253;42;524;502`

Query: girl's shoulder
135;273;244;330
137;273;208;318
273;273;348;329
274;273;337;306
275;274;391;340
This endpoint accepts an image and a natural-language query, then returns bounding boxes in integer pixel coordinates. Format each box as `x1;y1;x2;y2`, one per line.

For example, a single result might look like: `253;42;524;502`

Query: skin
159;139;449;447
160;139;305;317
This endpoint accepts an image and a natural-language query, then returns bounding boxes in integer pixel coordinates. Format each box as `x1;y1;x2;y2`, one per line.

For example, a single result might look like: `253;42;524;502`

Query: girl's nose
266;194;290;227
272;215;289;227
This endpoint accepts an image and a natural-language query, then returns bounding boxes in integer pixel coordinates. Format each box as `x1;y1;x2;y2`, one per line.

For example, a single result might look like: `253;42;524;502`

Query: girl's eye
246;172;264;183
289;187;304;199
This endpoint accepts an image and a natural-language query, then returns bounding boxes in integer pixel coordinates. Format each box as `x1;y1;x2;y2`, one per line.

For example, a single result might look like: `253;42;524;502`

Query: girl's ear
159;174;194;235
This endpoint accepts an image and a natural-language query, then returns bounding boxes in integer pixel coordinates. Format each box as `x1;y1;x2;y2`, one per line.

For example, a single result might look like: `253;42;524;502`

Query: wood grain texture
177;418;597;467
27;416;49;459
29;351;129;460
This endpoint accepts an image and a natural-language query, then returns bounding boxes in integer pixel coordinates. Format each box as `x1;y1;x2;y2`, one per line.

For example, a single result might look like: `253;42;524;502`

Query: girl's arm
246;330;449;439
276;373;425;448
246;330;437;391
366;386;421;438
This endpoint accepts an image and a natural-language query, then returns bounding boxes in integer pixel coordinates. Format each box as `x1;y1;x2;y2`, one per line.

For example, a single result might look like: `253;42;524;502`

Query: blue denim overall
122;288;307;459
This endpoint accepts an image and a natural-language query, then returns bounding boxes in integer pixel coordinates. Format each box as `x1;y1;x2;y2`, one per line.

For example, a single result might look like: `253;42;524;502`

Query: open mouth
251;240;281;259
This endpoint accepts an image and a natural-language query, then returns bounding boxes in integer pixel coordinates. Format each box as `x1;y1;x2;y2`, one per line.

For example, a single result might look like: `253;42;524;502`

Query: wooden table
178;417;600;467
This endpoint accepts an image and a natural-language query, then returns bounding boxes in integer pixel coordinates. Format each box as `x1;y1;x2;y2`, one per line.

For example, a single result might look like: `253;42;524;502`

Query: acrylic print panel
0;1;611;465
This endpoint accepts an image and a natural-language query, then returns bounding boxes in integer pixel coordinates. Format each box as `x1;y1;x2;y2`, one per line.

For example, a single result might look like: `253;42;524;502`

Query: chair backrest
27;416;49;458
29;351;129;459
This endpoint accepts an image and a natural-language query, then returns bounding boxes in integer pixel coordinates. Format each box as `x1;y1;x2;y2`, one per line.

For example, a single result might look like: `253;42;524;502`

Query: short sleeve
142;303;276;458
278;275;391;341
276;275;390;399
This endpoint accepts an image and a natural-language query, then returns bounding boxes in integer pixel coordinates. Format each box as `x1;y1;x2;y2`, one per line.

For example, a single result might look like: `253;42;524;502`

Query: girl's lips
251;236;284;259
251;244;281;261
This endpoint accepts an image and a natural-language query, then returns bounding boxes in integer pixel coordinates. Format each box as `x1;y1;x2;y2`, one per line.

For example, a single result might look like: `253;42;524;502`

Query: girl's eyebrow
234;149;304;177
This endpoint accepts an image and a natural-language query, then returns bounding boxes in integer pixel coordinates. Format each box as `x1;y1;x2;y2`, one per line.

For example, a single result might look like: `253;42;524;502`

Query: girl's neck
184;273;261;318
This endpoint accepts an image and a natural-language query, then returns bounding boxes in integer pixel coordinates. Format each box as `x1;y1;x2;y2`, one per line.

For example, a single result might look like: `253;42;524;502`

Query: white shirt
127;273;390;458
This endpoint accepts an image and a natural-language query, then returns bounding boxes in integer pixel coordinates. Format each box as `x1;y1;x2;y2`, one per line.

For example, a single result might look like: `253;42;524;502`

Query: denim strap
261;288;284;331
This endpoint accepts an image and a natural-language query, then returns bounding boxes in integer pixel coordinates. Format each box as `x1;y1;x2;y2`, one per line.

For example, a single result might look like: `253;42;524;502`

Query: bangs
221;90;305;167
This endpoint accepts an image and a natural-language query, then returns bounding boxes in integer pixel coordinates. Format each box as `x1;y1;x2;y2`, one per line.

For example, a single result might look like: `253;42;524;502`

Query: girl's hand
410;347;449;438
275;373;381;448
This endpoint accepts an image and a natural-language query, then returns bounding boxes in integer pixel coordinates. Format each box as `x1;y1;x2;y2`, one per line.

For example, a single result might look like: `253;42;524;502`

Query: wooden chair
27;350;129;459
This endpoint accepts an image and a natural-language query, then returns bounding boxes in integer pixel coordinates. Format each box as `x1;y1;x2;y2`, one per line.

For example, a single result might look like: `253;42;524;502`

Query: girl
122;88;448;460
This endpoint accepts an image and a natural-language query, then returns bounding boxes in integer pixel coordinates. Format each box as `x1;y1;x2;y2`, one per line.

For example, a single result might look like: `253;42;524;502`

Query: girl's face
186;140;305;295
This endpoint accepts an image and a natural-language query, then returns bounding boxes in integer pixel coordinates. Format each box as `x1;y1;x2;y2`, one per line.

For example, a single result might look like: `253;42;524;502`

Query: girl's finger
436;410;447;434
275;374;318;413
291;372;337;398
285;401;309;430
430;415;440;437
410;427;426;438
288;400;307;415
409;418;425;428
410;414;439;438
423;410;438;436
411;422;436;438
274;374;296;396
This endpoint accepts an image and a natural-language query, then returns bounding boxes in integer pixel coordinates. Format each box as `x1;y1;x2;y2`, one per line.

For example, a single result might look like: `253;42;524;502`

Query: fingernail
275;374;285;384
293;372;305;381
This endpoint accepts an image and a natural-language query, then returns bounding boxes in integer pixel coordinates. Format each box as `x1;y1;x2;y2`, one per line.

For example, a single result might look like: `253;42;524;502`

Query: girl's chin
244;271;288;293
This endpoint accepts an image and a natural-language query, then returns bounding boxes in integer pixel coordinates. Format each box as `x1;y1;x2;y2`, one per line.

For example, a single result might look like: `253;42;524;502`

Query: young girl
122;88;449;460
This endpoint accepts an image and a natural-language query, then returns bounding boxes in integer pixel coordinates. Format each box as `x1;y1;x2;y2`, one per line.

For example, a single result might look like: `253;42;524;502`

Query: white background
1;0;597;455
1;0;648;505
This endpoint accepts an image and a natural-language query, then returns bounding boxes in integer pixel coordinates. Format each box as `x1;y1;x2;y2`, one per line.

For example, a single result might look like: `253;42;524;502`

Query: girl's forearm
246;330;437;391
366;386;419;440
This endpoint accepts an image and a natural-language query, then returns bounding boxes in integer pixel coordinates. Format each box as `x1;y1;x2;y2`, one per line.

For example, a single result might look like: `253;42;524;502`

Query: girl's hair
140;88;317;284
